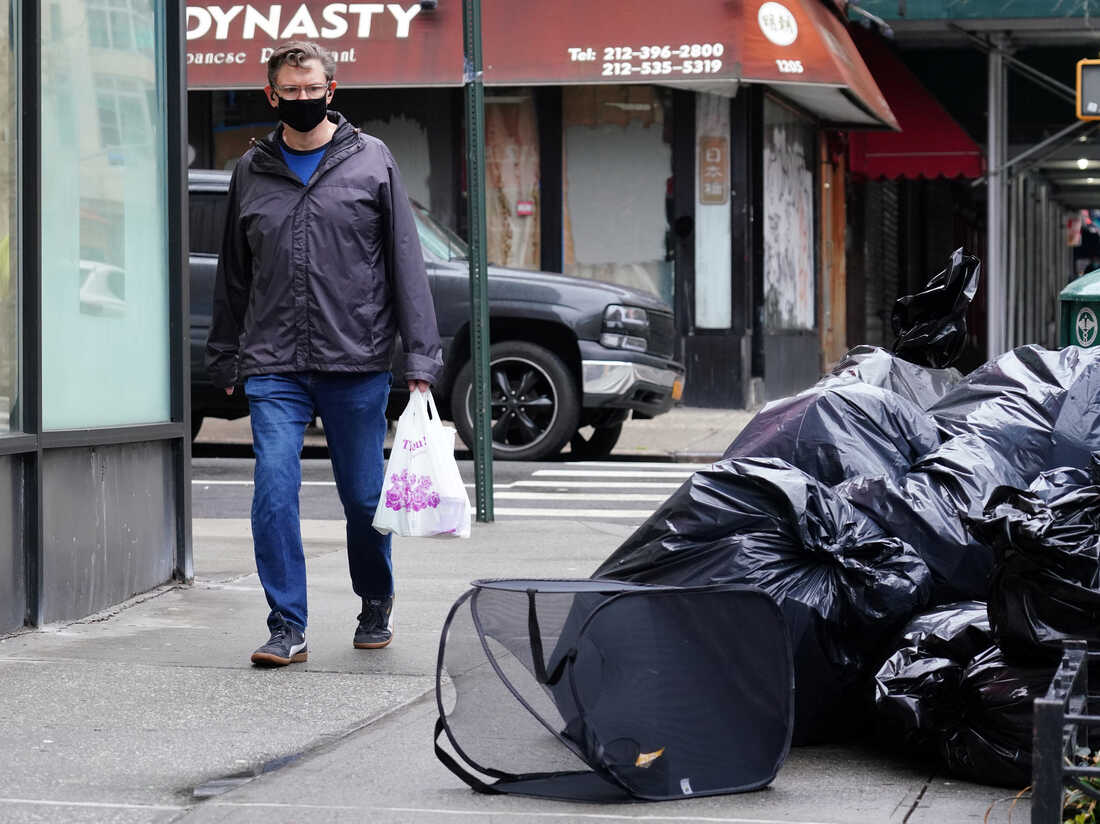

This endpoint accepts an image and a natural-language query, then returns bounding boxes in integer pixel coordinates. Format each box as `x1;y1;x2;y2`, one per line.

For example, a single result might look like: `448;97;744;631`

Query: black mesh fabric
435;579;794;802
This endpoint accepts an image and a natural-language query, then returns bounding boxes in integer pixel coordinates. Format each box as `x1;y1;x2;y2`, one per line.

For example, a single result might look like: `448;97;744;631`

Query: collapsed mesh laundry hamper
434;579;794;801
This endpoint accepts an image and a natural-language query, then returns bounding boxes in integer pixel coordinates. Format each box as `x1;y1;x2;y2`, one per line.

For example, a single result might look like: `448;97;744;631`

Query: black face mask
275;93;328;133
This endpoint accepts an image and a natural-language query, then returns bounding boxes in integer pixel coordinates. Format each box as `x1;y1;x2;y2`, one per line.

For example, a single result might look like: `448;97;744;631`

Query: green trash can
1060;269;1100;348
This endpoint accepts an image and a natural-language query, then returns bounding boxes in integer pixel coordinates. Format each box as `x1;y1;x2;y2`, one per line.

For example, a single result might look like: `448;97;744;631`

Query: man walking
206;41;443;667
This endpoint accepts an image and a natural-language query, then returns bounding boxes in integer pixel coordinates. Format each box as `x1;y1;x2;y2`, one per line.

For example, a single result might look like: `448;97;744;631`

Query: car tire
451;341;580;461
569;422;623;460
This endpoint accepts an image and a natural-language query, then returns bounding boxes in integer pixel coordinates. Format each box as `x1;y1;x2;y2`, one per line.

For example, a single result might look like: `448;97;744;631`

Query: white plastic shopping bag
373;390;471;538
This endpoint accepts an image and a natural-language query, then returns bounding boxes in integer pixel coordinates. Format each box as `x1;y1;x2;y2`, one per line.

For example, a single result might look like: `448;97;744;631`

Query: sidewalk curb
667;452;722;463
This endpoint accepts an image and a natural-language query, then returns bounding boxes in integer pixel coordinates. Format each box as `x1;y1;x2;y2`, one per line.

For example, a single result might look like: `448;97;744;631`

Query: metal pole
21;0;44;626
949;25;1077;104
463;0;493;522
1031;697;1065;823
1036;184;1047;345
1006;175;1017;349
1002;120;1094;176
987;35;1008;360
167;0;194;582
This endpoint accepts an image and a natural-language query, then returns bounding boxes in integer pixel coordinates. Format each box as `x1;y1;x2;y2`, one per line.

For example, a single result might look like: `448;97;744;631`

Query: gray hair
266;41;336;88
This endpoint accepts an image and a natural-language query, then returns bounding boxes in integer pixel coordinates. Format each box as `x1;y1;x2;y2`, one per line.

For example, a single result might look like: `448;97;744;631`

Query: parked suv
189;169;685;461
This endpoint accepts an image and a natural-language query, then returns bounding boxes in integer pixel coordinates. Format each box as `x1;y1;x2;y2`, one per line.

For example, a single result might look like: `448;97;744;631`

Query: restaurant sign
184;0;744;89
185;3;465;87
184;1;895;129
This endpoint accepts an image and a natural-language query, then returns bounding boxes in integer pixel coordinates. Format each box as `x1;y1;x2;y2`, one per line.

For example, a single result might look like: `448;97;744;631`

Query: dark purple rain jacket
205;112;443;389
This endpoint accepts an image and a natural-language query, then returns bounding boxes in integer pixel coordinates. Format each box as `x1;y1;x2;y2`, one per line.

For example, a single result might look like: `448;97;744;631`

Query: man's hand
408;380;430;393
225;387;234;395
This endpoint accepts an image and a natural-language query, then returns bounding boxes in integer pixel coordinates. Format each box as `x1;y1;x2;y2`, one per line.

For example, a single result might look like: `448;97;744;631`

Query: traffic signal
1078;59;1100;121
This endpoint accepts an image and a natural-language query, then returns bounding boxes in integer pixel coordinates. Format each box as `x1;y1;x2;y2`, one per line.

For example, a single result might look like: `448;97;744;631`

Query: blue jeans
245;371;393;632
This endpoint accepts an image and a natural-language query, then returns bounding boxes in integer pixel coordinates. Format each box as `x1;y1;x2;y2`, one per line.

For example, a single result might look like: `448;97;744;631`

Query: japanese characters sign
698;136;729;205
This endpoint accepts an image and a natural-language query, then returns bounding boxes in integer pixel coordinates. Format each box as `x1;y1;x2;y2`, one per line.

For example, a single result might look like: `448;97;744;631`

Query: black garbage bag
891;247;980;369
819;345;963;410
723;382;940;486
965;463;1100;663
873;602;991;757
941;646;1053;787
1050;351;1100;472
839;434;1024;602
594;457;933;745
1028;465;1094;495
873;606;1053;788
929;344;1100;484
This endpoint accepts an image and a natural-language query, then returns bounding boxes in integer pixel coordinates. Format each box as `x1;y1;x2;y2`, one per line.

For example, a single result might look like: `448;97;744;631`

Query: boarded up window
763;97;815;330
562;85;674;303
484;89;541;269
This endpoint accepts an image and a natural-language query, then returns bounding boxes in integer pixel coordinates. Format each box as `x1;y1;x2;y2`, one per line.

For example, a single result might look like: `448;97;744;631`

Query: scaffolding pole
987;35;1008;359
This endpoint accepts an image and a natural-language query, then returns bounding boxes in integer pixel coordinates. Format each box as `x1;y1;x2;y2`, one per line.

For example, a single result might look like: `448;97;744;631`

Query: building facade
0;0;190;634
184;0;897;406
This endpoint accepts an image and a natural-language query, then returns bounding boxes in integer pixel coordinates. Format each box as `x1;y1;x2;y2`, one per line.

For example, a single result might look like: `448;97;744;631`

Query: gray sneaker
354;595;394;649
251;615;308;667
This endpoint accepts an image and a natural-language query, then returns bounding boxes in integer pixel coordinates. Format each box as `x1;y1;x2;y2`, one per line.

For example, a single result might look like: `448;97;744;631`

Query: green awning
851;0;1100;21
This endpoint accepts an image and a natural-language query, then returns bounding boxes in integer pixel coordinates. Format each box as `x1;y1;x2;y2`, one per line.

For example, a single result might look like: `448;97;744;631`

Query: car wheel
190;414;204;440
451;341;580;461
569;422;623;460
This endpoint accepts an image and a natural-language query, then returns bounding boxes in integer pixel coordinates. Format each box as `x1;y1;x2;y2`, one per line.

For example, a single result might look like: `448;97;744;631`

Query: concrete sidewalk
195;404;757;462
0;512;1029;823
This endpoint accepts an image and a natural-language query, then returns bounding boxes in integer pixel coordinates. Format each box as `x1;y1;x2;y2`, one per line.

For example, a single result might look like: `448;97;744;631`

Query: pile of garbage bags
594;248;1100;784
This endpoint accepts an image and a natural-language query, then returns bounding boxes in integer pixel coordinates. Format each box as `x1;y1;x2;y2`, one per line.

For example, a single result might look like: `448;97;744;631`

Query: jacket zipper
250;124;368;371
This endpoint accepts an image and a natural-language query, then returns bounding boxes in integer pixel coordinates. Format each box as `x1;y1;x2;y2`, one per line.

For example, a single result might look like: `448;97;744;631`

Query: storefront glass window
361;110;432;208
210;89;277;170
41;0;170;428
0;0;17;434
563;85;674;304
763;97;816;331
200;88;457;231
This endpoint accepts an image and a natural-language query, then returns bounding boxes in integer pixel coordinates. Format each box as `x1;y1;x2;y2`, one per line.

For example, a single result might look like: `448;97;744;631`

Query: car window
411;200;468;262
189;193;229;255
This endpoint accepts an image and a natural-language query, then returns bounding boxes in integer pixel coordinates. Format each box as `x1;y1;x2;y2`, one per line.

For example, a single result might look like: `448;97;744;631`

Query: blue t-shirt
279;138;328;184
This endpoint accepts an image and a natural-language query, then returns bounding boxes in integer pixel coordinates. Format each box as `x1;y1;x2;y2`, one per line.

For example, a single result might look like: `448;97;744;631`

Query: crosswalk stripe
494;491;668;502
493;507;655;519
194;479;334;486
511;480;682;489
533;469;696;479
562;460;712;470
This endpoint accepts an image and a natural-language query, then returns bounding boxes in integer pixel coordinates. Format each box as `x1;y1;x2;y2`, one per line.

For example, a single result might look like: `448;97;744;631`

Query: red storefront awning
740;0;898;129
184;1;897;128
847;27;984;179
